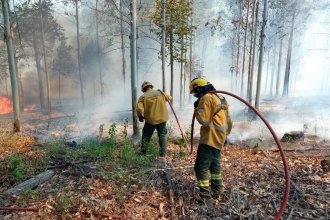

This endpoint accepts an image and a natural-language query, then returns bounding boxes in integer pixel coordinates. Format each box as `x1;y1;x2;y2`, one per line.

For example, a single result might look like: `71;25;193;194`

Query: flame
0;96;13;115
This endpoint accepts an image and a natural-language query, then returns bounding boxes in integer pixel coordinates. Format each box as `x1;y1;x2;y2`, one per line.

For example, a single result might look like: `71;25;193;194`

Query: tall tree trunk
120;0;126;92
276;37;283;96
231;31;236;90
58;71;61;104
235;2;242;93
39;0;51;114
254;0;267;110
75;0;85;106
270;40;276;96
96;0;103;97
282;15;295;97
2;0;20;131
180;37;184;107
264;50;270;95
247;0;258;103
189;19;193;102
170;30;174;99
32;32;46;110
241;0;250;97
130;0;138;136
161;0;166;92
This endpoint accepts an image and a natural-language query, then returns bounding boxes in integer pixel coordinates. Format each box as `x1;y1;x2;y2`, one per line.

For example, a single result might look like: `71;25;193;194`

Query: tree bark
247;0;258;103
2;0;20;131
32;32;46;110
4;170;54;196
180;37;184;107
235;2;242;93
241;0;250;97
130;0;139;136
170;30;174;99
75;0;85;106
276;37;283;96
39;0;51;114
254;0;268;110
120;0;126;92
282;15;295;97
161;0;166;92
96;0;103;97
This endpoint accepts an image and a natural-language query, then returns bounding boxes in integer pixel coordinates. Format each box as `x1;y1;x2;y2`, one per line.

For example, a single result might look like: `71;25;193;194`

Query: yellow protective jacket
136;89;172;125
195;93;232;150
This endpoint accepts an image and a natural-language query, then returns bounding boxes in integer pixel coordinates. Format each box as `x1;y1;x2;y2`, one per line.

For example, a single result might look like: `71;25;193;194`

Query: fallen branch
3;170;54;196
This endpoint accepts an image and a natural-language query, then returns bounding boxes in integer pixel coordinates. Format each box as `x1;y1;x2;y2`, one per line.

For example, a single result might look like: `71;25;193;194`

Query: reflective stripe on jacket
195;93;232;150
136;89;172;125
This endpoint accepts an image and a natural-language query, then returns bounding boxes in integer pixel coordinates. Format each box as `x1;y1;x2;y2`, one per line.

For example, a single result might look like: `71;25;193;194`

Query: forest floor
0;108;329;220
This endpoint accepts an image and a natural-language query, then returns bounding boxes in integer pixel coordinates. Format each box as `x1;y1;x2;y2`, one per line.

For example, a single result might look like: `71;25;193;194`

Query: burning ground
0;97;329;219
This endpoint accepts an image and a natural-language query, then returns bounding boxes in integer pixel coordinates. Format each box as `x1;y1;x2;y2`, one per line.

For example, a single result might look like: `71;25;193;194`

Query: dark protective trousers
141;122;167;156
194;144;222;198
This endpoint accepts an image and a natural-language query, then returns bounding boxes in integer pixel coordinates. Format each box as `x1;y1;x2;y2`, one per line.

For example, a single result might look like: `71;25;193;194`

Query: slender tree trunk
39;0;51;114
241;0;250;97
120;0;126;92
235;6;241;92
247;0;258;103
283;15;295;97
32;32;46;110
170;30;174;99
130;0;138;136
58;72;62;104
254;0;267;110
270;40;276;96
96;0;103;97
189;18;193;102
231;31;236;90
276;37;283;96
161;0;166;92
2;0;20;131
180;37;184;107
75;0;85;106
264;50;270;95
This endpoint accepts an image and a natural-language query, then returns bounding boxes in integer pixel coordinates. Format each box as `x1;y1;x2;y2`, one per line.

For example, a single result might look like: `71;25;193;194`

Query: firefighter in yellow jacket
189;77;232;202
136;81;172;157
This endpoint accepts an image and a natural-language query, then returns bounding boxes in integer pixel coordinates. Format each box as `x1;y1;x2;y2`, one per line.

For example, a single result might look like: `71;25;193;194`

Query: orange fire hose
190;90;290;220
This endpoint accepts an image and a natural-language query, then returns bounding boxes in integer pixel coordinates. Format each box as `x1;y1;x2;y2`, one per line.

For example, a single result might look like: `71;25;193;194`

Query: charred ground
0;107;329;219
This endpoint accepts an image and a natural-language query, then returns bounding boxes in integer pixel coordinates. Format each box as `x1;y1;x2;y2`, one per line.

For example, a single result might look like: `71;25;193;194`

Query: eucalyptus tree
14;0;64;110
2;0;20;131
149;0;194;102
269;0;327;97
0;46;9;97
254;0;268;110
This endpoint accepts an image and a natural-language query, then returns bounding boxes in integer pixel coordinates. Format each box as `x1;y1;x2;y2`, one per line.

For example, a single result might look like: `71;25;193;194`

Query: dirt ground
0;109;329;219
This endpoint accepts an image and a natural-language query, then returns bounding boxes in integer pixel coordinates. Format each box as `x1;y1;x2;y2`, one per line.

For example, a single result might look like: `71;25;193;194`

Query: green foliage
84;138;115;160
108;123;117;139
46;140;67;157
9;154;25;181
149;0;195;63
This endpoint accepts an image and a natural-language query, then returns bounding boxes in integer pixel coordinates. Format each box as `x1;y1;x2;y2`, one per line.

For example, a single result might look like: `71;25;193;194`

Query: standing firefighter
136;81;172;157
189;77;232;203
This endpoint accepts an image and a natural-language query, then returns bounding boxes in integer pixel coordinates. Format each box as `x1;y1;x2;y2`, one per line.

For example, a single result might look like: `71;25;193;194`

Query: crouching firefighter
136;81;172;157
189;77;233;203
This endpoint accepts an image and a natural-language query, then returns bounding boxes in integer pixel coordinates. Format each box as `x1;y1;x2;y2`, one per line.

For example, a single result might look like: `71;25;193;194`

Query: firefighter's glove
138;116;144;122
194;99;200;109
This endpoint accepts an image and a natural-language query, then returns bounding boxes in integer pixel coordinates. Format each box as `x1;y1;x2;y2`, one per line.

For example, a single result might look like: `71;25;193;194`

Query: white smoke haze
1;0;329;145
